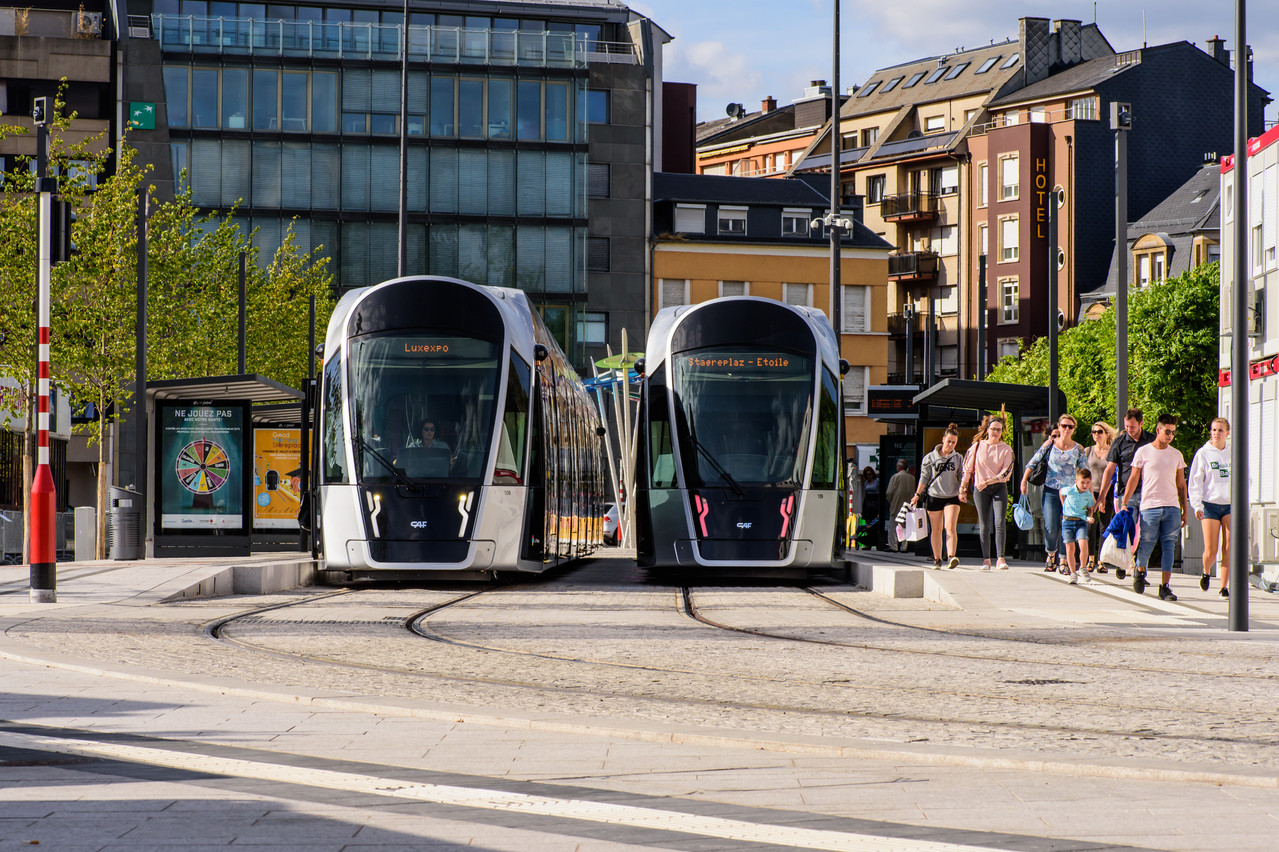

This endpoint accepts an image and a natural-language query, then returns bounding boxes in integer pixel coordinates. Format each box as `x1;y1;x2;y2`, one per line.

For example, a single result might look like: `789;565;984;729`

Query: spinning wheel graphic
175;439;231;494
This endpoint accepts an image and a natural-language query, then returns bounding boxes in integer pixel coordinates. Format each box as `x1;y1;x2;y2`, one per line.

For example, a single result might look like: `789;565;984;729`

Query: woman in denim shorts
1188;418;1232;597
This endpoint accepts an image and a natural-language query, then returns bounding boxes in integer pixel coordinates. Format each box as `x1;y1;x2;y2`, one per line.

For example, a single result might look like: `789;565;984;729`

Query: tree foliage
988;263;1220;457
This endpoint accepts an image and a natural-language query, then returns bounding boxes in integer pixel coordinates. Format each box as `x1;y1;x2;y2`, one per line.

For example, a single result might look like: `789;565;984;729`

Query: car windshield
348;332;501;484
672;346;814;487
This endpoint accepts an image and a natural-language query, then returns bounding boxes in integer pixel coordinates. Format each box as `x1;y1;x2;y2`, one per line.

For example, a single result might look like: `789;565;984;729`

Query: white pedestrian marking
0;730;999;852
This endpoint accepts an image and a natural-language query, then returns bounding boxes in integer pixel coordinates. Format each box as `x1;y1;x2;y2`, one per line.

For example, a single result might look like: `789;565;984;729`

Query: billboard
253;428;306;530
158;402;247;531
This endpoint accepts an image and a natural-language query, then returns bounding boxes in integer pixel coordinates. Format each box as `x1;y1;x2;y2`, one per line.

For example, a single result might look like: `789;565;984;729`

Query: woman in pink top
960;414;1015;569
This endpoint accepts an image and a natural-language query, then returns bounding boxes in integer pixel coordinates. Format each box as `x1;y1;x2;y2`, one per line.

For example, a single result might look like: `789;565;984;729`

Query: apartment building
652;172;894;446
971;31;1268;370
1220;125;1279;570
695;82;837;180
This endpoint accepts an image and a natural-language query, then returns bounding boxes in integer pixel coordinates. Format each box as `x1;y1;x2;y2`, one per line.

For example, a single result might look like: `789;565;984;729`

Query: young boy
1060;468;1097;584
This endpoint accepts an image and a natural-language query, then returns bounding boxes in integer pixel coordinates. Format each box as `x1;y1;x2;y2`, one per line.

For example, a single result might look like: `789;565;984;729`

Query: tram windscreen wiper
359;438;420;492
687;424;746;497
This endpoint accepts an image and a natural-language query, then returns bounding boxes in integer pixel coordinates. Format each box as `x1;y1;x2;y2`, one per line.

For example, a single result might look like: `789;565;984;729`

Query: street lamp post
1112;101;1131;425
829;0;842;337
396;0;409;277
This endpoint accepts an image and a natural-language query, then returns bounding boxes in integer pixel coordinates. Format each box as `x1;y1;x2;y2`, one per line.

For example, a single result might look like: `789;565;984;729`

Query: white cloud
667;39;765;112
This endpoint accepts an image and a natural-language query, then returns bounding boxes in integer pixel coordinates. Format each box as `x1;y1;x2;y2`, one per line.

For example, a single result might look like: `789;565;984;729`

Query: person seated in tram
403;418;451;453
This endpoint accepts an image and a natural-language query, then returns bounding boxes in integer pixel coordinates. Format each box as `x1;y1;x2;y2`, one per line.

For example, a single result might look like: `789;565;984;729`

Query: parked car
603;503;620;545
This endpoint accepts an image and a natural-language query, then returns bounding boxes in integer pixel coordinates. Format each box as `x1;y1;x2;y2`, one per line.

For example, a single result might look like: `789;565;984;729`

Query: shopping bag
894;501;912;525
1013;495;1035;531
899;507;928;542
1099;533;1133;572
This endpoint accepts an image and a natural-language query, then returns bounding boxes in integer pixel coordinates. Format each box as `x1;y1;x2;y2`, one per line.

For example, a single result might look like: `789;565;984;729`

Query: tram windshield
672;347;814;488
348;333;501;484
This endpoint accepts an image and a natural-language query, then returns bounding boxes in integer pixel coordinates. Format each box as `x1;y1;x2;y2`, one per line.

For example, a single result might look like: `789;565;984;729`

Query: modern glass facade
153;4;597;304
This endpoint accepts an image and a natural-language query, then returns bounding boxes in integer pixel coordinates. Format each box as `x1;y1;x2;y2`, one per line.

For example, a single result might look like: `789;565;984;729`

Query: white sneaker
1068;574;1078;585
980;561;992;571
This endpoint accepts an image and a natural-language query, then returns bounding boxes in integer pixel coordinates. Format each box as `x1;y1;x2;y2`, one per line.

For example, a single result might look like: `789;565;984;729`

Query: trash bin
106;486;142;561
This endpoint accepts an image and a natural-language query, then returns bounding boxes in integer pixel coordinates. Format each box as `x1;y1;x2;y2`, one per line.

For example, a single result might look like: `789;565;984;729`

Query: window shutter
843;368;866;414
459;224;487;282
783;283;809;306
545;151;572;216
1264;165;1277;262
487;225;515;288
429;147;458;213
721;281;746;297
459;149;488;215
546;227;573;292
588;162;609;198
190;139;221;206
367;222;397;284
660;279;686;309
674;205;705;233
842;285;867;332
586;236;609;273
251;217;282;260
311;144;340;210
370;69;400;113
280;142;310;208
341;145;370;211
341;222;368;286
407;146;428;213
430;223;459;278
487;149;515;216
251;141;281;208
221;140;251;208
516;225;545;291
342;69;371;112
517;150;546;216
369;146;399;212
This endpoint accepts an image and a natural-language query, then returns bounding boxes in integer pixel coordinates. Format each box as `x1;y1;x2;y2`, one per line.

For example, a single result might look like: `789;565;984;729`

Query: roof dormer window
925;66;948;84
975;56;1000;74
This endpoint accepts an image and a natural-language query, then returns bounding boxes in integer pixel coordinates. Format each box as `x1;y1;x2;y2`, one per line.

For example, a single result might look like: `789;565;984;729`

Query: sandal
996;559;1009;570
1043;555;1056;572
1096;565;1108;573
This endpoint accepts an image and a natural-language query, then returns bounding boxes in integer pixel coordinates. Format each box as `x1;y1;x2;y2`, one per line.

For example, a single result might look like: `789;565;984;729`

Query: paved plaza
2;551;1278;851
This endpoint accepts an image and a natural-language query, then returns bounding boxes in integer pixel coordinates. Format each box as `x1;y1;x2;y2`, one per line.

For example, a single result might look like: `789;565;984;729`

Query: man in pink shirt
1121;414;1187;600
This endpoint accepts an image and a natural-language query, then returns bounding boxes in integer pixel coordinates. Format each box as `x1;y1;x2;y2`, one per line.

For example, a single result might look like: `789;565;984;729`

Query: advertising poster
253;428;306;530
159;403;246;531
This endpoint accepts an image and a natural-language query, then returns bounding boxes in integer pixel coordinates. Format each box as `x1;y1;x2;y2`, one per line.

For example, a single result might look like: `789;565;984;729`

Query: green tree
988;263;1220;456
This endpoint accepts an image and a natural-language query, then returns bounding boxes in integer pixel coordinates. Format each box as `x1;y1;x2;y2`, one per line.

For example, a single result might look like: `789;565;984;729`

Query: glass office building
133;0;658;362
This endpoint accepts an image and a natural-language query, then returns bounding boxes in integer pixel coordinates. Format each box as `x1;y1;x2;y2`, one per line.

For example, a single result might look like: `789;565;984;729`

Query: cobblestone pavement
4;553;1279;851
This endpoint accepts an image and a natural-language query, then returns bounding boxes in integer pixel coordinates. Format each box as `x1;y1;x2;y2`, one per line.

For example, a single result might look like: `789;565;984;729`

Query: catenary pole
1048;195;1059;424
1114;116;1129;424
829;0;842;338
396;0;409;277
1229;1;1249;631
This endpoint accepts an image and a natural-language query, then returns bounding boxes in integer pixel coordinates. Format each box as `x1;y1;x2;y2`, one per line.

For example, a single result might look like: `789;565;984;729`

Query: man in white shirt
1121;414;1187;601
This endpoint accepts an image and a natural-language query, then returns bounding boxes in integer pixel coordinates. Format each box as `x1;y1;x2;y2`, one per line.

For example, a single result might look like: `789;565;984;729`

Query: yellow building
651;173;894;448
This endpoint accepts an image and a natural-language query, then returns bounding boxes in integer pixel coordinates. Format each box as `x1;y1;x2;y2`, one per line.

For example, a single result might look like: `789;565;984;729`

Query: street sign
129;102;156;130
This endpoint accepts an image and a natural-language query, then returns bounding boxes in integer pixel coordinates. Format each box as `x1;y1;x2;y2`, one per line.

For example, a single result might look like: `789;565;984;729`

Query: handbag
897;507;928;542
1027;448;1049;487
1013;494;1035;530
1099;532;1133;572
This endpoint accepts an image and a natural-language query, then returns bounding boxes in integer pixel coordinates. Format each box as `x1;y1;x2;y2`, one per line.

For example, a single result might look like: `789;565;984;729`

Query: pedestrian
1020;415;1088;573
1100;408;1155;580
1187;417;1232;597
884;459;916;552
910;423;963;569
1086;421;1117;573
1060;468;1097;584
1121;413;1187;601
959;414;1013;570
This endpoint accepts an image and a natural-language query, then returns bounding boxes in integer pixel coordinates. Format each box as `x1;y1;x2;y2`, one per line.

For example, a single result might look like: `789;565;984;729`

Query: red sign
1219;354;1279;387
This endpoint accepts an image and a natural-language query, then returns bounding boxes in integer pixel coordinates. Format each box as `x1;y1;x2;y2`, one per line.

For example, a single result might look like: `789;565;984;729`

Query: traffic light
1110;101;1132;131
50;199;77;264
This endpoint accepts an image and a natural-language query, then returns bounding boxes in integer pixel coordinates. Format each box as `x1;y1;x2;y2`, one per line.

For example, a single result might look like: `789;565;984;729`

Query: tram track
193;583;1279;761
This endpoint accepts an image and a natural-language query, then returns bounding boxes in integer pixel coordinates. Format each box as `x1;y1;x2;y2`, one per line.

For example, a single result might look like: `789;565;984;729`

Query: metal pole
904;303;915;384
237;249;247;374
976;254;987;378
300;295;315;553
30;123;56;603
1115;127;1128;424
1229;2;1250;631
135;188;148;543
396;0;409;277
829;0;842;338
1048;195;1059;424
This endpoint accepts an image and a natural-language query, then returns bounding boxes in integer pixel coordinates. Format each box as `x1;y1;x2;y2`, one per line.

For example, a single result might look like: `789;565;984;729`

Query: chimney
1019;17;1052;85
761;95;777;113
1206;35;1228;65
1054;19;1082;68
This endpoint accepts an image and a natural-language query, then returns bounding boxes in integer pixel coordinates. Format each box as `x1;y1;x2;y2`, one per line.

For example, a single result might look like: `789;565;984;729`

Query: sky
627;0;1279;126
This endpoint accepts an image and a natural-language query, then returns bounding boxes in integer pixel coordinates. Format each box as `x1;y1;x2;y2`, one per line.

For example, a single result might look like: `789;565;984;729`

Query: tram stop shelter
143;374;306;558
909;379;1068;559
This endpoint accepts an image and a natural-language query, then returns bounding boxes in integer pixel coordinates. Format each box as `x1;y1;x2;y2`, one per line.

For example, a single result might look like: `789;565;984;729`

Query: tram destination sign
867;386;920;417
684;355;796;369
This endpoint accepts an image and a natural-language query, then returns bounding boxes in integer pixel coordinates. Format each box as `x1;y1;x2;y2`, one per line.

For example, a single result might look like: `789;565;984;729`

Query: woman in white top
1187;417;1231;597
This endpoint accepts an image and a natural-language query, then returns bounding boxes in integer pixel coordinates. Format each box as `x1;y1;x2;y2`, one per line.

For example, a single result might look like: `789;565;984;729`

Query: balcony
887;251;939;283
880;192;938;222
886;312;916;338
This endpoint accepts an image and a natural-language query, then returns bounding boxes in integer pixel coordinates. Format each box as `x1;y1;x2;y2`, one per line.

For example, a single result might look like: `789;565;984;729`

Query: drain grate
1002;678;1084;686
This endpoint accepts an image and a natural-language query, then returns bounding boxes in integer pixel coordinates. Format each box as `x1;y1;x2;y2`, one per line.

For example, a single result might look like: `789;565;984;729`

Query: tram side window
494;355;531;485
648;367;676;488
810;369;840;489
323;354;349;483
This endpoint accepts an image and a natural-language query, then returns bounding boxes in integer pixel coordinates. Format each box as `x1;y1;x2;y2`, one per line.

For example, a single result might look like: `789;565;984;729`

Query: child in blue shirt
1060;468;1097;584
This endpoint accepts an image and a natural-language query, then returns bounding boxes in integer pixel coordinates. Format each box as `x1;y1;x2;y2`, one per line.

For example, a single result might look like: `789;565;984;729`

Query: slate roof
1096;162;1222;299
654;172;829;206
697;97;844;148
987;50;1141;107
841;39;1022;118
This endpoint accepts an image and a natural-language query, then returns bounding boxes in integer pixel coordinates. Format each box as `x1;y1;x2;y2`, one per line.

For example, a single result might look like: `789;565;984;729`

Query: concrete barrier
848;559;924;598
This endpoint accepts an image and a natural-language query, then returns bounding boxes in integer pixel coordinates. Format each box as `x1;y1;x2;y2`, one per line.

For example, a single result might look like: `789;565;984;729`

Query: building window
1000;217;1019;262
1001;53;1020;69
1003;110;1021;127
1000;277;1019;323
842;285;869;333
880;75;904;93
782;283;811;307
977;162;988;207
843;367;867;415
1029;106;1047;123
1153;252;1166;282
866;174;885;203
1000;155;1019;200
674;204;706;233
718;206;747;235
719;280;748;297
933;225;957;256
588;162;610;197
587;236;610;272
902;71;925;88
997;338;1020;362
924;114;945;132
1067;96;1097;120
938;344;959;376
659;279;688;310
577;311;607;345
863;126;878;145
581;89;609;124
925;66;948;84
964;108;979;125
944;63;969;80
978;222;988;257
976;56;1000;74
781;209;810;236
857;81;880;98
938;164;958;195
